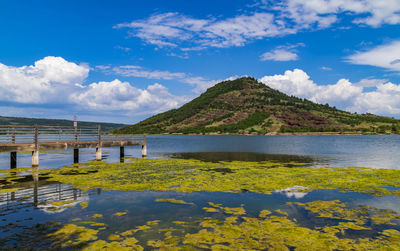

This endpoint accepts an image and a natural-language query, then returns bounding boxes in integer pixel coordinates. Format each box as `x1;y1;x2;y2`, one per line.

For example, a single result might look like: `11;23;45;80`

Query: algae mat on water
2;159;400;249
2;201;400;250
42;158;400;197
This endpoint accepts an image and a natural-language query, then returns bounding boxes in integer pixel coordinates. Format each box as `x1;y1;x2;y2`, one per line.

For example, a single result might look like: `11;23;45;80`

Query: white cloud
259;69;400;116
0;56;89;103
112;65;186;80
347;40;400;72
114;45;131;52
70;79;187;114
99;64;229;94
0;57;189;120
260;69;318;98
115;1;400;52
352;83;400;115
320;66;332;71
279;0;400;28
114;12;293;50
260;44;304;61
260;49;298;61
355;78;388;87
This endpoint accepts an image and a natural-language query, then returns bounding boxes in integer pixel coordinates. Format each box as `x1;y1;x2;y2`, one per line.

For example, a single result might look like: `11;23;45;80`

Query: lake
1;135;400;249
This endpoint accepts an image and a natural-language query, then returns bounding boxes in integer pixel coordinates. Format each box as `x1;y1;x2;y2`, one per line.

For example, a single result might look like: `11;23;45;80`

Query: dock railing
0;125;146;167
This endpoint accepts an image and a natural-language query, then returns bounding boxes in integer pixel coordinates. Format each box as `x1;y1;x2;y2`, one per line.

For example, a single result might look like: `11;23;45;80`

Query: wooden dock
0;125;146;167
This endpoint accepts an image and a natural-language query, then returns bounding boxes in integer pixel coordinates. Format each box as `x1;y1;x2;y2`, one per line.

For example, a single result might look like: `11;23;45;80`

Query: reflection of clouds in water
353;195;400;214
275;186;309;199
38;195;89;214
322;154;400;170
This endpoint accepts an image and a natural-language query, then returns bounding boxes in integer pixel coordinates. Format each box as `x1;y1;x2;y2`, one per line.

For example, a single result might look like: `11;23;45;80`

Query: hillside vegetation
115;77;400;135
0;116;125;132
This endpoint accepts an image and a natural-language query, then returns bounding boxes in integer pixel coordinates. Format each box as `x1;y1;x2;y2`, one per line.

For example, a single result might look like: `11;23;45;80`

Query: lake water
1;135;400;249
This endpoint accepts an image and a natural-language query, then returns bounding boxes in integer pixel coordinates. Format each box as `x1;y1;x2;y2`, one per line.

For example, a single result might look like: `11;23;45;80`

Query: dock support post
32;150;39;166
10;152;17;169
142;135;147;157
32;125;39;167
74;148;79;163
96;147;102;161
10;128;16;168
96;125;102;161
120;146;124;159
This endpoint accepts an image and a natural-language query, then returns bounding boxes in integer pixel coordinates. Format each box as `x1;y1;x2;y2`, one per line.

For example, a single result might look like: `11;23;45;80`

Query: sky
1;0;400;124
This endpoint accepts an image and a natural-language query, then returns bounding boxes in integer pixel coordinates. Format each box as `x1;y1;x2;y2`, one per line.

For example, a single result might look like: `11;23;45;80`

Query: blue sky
1;0;400;123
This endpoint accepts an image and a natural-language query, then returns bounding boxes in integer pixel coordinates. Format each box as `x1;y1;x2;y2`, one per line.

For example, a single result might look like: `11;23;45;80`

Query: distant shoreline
136;132;398;136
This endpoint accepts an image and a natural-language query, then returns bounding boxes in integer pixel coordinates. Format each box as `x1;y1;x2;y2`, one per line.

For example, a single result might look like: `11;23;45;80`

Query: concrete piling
96;147;102;161
32;150;39;167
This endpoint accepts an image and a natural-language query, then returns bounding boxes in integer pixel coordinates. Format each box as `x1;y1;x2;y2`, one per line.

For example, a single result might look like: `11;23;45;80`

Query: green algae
147;220;160;226
155;198;194;205
80;201;88;209
44;158;400;197
203;207;220;213
3;201;400;250
290;200;400;227
3;158;400;249
108;234;122;241
204;202;246;215
114;211;128;216
143;203;400;250
47;224;98;248
80;221;107;227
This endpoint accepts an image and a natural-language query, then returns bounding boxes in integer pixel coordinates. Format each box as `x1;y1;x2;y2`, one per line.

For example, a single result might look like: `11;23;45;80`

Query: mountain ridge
115;77;400;135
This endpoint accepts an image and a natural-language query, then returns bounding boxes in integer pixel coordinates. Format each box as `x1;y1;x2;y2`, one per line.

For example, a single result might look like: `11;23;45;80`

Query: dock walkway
0;125;146;167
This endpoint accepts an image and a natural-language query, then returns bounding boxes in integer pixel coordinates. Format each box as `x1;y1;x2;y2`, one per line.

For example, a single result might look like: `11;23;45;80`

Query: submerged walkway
0;125;146;167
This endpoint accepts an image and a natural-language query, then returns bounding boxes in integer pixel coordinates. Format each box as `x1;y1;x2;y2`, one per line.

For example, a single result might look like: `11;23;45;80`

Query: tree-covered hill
114;77;400;135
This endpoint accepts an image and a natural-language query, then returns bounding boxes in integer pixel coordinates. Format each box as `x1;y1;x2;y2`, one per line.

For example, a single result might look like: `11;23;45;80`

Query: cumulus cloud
115;1;400;51
0;56;89;103
259;69;400;116
0;57;188;119
355;78;388;87
347;40;400;72
70;80;187;114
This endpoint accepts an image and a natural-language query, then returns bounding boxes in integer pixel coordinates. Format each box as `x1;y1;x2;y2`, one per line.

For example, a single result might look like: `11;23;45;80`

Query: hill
0;116;126;132
114;77;400;135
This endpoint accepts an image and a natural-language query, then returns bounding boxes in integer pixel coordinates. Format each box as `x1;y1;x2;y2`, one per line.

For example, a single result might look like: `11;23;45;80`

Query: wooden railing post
74;126;78;142
11;128;15;143
32;125;39;166
96;125;102;161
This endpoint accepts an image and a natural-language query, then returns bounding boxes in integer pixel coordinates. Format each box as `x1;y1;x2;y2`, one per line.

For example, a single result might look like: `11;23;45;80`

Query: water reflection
0;171;94;217
169;152;319;164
